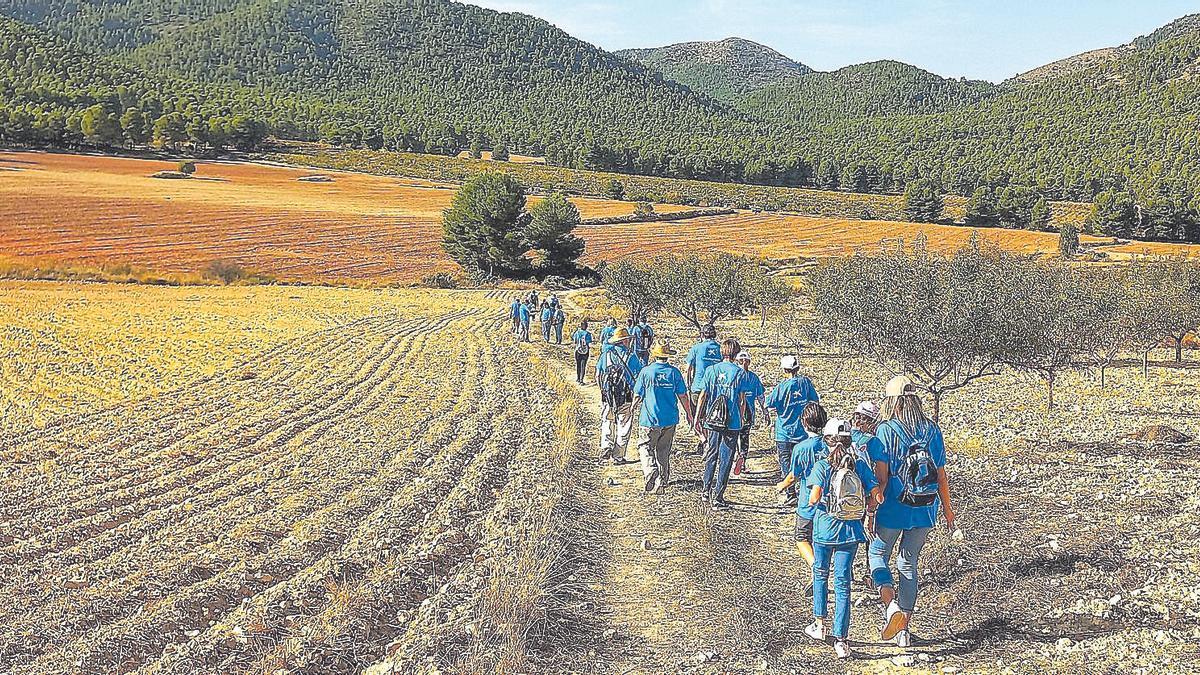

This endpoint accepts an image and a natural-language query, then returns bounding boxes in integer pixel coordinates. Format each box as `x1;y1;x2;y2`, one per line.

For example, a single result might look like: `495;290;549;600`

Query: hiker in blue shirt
632;343;695;494
509;297;521;335
552;306;566;344
867;376;958;649
596;328;645;465
733;350;767;463
599;318;618;351
765;355;821;507
540;304;553;341
517;301;531;342
571;320;594;384
685;324;722;396
631;316;654;364
693;338;754;510
774;402;829;571
850;400;884;587
804;418;883;660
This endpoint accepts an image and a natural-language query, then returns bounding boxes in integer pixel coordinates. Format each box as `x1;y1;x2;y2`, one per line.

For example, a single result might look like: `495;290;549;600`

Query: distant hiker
599;318;618;350
693;338;753;510
734;351;767;462
517;301;531;342
572;320;593;384
509;296;521;335
685;324;722;452
596;327;644;465
804;419;883;660
632;343;695;494
765;355;821;507
552;305;566;344
850;400;884;587
868;376;957;649
540;303;553;342
631;316;654;364
528;290;539;309
774;402;829;572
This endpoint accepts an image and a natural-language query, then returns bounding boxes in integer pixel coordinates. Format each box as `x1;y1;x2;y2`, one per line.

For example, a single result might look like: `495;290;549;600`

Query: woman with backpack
692;338;754;510
552;305;566;344
571;320;594;384
596;327;644;465
867;375;957;648
805;418;883;659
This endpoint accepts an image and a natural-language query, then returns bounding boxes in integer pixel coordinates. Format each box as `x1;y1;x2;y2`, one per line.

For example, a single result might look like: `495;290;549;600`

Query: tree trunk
931;390;942;423
1100;365;1106;389
1143;350;1150;380
1046;373;1055;411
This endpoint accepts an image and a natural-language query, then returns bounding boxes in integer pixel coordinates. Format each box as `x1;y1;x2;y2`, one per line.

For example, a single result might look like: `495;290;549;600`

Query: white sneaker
881;600;907;640
804;620;826;642
833;640;852;659
895;630;911;648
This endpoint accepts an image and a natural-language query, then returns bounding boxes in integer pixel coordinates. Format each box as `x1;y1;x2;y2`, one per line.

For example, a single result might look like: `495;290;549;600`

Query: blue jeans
813;542;858;639
869;525;932;612
776;440;798;495
702;429;738;500
542;322;551;341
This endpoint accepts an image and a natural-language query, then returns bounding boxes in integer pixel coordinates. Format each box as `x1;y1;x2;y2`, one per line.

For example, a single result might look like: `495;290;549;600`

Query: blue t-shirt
870;419;947;530
740;369;765;423
630;325;647;351
765;376;820;442
633;361;688;428
540;307;552;323
851;428;884;466
572;329;593;351
596;345;644;384
699;361;755;431
518;304;530;324
791;436;827;519
807;457;880;545
599;325;616;345
510;300;520;318
686;340;723;392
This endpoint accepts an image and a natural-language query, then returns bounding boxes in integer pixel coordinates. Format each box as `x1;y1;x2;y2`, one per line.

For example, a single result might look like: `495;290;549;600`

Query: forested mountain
617;37;811;103
740;60;997;125
3;1;1200;241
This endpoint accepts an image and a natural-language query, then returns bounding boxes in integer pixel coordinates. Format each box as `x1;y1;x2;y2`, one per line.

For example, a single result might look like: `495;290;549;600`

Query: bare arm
686;365;695;389
693;391;708;431
938;468;955;530
873;460;888;494
808;485;822;507
677;393;695;427
775;472;796;493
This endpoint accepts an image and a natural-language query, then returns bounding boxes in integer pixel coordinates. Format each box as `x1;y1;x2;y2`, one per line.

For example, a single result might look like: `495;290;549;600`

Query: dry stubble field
2;282;1198;674
4;151;1187;286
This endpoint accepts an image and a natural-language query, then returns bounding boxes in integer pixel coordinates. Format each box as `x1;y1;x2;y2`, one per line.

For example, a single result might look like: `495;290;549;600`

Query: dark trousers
776;439;799;497
702;429;739;501
575;352;588;383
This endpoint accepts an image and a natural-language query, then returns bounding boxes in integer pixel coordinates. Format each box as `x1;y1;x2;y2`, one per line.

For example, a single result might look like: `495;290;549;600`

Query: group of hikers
509;290;568;344
508;293;958;660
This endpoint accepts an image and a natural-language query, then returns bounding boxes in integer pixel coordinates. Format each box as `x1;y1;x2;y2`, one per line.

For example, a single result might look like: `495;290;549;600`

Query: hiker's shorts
794;515;813;543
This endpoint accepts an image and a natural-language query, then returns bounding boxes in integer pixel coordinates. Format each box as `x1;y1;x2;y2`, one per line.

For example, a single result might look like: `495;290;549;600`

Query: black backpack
894;425;940;507
704;371;742;431
600;351;634;408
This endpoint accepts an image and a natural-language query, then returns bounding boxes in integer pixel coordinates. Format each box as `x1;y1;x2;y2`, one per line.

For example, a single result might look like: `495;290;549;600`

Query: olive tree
654;253;789;336
602;258;660;319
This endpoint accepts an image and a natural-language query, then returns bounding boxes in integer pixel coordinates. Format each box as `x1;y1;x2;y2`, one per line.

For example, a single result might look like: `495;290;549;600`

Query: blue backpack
891;422;939;506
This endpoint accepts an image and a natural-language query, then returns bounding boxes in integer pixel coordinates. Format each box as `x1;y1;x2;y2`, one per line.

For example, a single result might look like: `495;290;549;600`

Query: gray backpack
825;453;866;521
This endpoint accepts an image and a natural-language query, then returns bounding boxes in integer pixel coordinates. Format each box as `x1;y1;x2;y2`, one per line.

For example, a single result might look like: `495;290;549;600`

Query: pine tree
1030;197;1051;231
903;178;943;223
525;192;585;274
442;172;530;277
1058;222;1080;258
964;186;999;226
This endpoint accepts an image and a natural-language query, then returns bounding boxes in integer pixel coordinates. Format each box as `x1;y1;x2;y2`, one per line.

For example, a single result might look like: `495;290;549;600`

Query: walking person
734;351;767;464
850;400;884;587
692;338;753;510
572;320;594;384
517;300;531;342
540;303;553;342
868;376;957;648
631;343;694;494
632;316;654;365
765;355;821;507
774;402;829;571
509;296;521;335
685;324;722;453
596;327;644;465
552;305;566;344
804;419;883;659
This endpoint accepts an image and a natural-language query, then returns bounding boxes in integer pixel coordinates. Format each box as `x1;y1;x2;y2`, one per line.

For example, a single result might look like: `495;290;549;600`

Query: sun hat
735;351;751;362
780;355;799;370
853;401;879;420
608;326;633;344
884;375;916;398
650;343;677;359
822;418;852;437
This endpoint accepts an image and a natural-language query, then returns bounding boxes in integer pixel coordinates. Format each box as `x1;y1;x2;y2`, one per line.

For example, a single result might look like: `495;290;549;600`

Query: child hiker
804;418;883;659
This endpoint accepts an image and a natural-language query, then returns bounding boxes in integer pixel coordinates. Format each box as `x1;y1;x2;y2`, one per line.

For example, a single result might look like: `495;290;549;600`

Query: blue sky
470;0;1200;82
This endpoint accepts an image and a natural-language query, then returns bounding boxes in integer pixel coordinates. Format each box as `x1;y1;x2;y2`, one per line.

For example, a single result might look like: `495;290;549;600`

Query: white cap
885;375;916;398
853;401;879;419
822;418;851;437
735;351;751;362
780;355;799;370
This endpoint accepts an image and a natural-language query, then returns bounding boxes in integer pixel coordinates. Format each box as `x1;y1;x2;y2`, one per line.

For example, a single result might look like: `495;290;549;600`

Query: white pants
600;402;634;459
